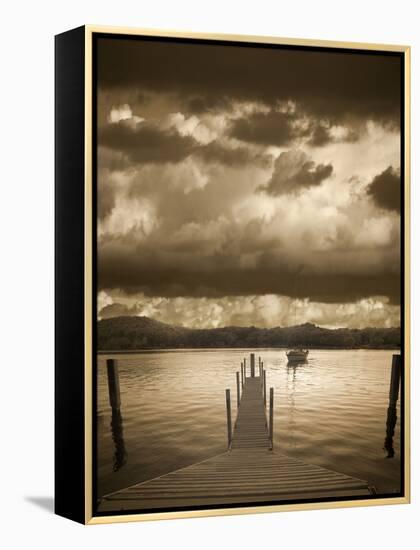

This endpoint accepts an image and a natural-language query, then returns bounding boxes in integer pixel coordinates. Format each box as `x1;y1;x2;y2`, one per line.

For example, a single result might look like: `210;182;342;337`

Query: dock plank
232;376;269;450
99;449;372;511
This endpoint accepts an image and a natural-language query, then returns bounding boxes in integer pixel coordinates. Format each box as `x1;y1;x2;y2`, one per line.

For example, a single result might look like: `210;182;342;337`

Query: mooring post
241;363;244;388
244;358;247;378
263;370;267;406
384;354;401;457
106;359;121;412
236;371;241;406
269;387;274;449
251;353;255;377
225;389;232;449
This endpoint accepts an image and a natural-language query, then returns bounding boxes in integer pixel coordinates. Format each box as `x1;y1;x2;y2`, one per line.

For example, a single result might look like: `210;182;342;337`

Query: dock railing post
241;363;244;388
269;387;274;450
236;371;240;407
106;359;121;412
263;370;267;407
225;389;232;450
251;353;255;377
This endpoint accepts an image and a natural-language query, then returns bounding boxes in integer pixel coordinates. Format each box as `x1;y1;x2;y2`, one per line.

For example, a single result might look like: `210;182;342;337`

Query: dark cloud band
97;37;402;124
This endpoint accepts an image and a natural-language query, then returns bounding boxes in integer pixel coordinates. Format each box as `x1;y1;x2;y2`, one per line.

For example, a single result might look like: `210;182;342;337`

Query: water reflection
110;409;128;472
384;406;397;458
383;355;401;459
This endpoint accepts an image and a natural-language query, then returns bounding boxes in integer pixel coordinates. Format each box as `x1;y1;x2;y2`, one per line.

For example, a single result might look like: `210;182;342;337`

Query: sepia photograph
93;33;406;515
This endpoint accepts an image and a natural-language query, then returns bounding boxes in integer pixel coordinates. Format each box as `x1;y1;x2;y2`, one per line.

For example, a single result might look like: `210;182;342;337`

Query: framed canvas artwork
55;25;410;524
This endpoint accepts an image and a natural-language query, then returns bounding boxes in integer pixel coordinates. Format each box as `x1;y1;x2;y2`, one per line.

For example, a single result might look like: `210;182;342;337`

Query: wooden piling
225;389;232;449
106;359;121;411
269;387;274;449
241;364;244;388
244;358;247;378
236;371;240;407
250;353;255;377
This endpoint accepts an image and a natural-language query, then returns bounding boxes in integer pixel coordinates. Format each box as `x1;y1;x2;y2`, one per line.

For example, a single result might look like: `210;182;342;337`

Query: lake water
96;349;401;501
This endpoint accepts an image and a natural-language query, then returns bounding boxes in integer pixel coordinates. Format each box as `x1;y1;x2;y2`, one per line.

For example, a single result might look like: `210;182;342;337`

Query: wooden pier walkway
231;376;270;450
99;355;373;512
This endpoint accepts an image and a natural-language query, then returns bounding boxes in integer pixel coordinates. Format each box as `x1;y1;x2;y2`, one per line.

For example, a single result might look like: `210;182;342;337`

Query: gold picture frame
55;25;410;525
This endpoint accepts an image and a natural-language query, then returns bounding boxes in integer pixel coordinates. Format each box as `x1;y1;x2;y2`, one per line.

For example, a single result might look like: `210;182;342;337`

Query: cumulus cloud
98;291;400;329
230;109;360;148
99;111;268;168
366;166;401;212
99;119;196;164
195;141;269;167
107;103;145;125
230;111;296;146
258;150;333;196
308;121;359;147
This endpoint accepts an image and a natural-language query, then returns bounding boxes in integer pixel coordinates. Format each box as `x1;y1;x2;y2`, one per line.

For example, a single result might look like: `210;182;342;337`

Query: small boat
286;349;309;363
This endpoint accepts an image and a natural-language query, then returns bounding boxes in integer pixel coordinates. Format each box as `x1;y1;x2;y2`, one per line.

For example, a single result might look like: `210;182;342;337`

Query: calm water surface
97;349;401;499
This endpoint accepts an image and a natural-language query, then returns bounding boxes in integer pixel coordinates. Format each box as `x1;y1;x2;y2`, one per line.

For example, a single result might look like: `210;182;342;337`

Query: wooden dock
231;376;270;450
99;354;374;512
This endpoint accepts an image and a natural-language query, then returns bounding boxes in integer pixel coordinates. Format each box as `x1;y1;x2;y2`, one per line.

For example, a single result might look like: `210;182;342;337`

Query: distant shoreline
98;316;401;353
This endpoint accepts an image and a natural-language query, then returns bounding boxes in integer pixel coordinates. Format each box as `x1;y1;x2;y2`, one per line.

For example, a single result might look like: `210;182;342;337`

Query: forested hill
97;316;400;351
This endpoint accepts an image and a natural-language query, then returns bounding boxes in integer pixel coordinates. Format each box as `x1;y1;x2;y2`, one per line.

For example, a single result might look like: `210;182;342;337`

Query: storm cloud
367;166;401;212
230;111;296;146
258;150;333;195
97;37;401;124
99;120;196;164
95;35;402;328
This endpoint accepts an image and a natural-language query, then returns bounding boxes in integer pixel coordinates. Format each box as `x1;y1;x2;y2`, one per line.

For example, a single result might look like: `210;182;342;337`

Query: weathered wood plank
99;448;372;511
231;376;269;450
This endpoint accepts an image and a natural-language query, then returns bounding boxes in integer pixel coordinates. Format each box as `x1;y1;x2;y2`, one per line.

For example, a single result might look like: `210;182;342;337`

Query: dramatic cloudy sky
96;37;402;329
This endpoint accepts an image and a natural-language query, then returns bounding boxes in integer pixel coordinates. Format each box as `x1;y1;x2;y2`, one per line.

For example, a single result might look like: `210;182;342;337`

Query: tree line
97;316;400;350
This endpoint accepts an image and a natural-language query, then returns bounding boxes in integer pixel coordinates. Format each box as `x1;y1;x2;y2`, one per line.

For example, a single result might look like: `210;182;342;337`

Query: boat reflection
287;357;308;367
